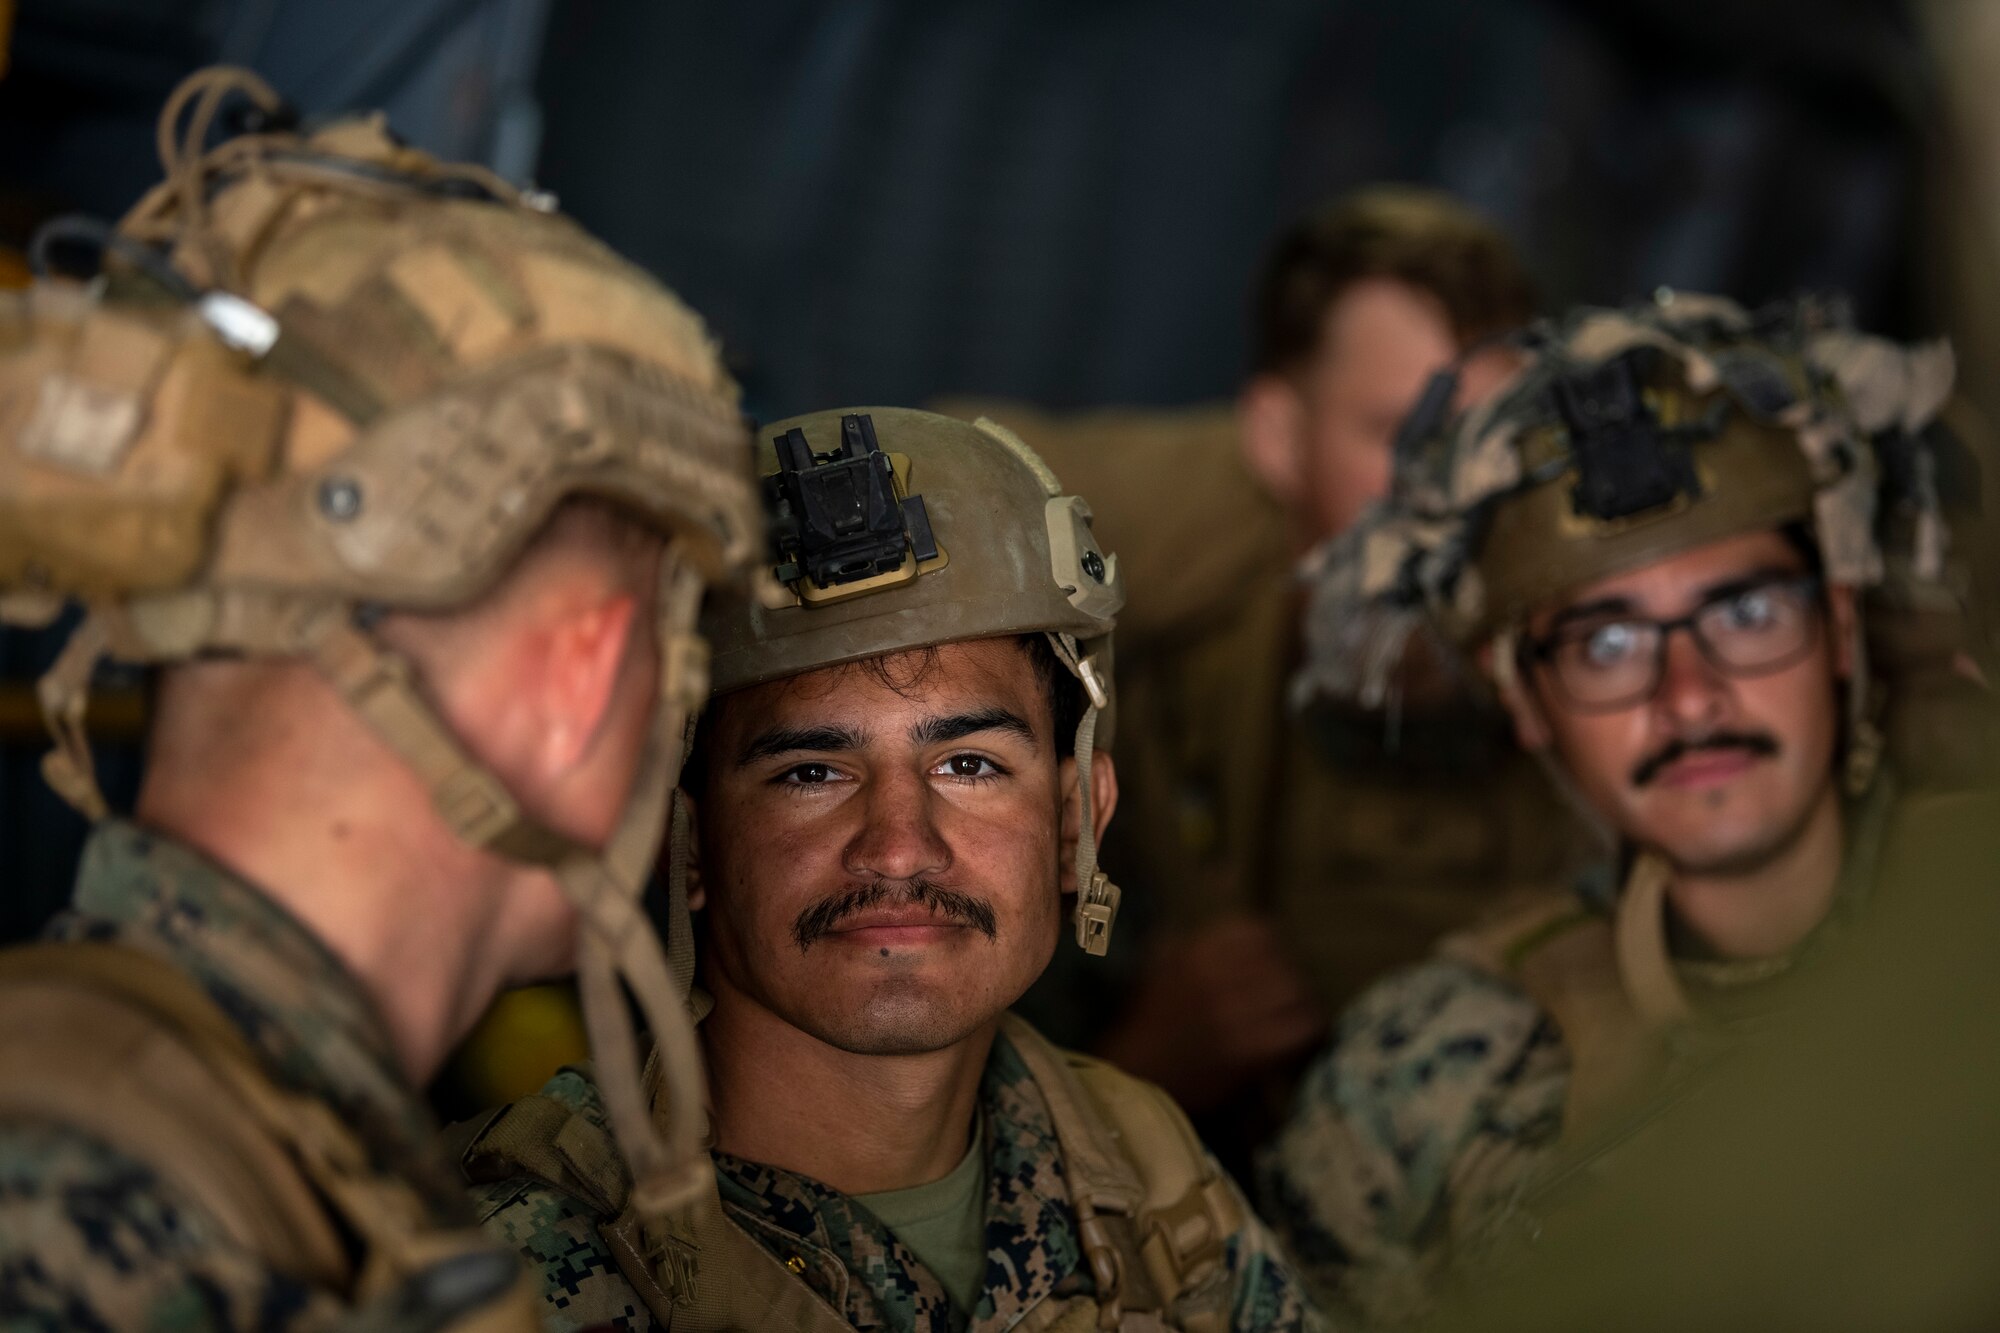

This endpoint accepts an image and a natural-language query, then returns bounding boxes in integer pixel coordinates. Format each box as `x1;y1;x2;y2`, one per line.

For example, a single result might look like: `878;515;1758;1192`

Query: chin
1648;813;1798;878
795;979;1000;1056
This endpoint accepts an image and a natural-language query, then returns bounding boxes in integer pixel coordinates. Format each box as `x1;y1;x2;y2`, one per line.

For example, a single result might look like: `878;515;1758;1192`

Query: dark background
0;0;1976;939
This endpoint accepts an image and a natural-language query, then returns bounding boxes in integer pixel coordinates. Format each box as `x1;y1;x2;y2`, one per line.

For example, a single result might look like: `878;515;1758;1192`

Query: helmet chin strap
564;552;712;1219
1842;609;1884;798
296;547;715;1224
1048;631;1121;956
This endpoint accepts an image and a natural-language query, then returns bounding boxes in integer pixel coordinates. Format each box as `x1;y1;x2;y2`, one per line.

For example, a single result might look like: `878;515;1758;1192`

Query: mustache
1631;731;1780;788
791;880;999;950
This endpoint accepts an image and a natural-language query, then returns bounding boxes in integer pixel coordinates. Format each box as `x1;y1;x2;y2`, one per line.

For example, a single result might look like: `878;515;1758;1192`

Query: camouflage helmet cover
1296;291;1955;711
0;79;758;642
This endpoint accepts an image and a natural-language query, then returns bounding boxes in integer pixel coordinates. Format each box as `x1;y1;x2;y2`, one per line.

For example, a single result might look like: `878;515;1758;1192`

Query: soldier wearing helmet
0;68;757;1330
1252;291;1990;1326
464;408;1323;1332
941;189;1592;1136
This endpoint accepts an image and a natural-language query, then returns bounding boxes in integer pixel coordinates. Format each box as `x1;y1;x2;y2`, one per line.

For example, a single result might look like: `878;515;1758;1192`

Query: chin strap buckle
638;1218;701;1309
1074;870;1121;956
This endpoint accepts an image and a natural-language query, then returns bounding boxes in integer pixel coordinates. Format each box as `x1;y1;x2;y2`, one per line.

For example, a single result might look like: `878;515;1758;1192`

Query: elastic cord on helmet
1047;631;1121;955
287;554;715;1223
27;214;201;300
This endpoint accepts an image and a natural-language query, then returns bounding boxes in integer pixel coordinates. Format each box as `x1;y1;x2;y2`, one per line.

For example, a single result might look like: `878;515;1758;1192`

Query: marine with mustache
461;408;1323;1333
1250;291;1976;1327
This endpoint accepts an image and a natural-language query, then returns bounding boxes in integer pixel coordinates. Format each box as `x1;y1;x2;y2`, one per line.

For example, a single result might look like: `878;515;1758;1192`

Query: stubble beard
1657;779;1830;880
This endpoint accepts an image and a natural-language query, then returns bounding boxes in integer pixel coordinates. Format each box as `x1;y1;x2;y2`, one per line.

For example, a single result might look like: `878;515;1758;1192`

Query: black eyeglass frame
1518;573;1827;713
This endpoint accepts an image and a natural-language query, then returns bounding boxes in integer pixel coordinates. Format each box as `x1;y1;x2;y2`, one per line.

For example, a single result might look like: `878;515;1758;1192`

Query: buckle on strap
1138;1179;1235;1299
636;1218;701;1311
434;764;529;853
304;615;576;865
1074;870;1122;956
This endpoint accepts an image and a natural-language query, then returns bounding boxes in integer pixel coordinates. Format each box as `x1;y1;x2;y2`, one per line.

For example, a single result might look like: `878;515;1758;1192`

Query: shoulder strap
0;941;355;1285
0;941;540;1332
1002;1015;1240;1333
1438;886;1667;1131
457;1069;851;1333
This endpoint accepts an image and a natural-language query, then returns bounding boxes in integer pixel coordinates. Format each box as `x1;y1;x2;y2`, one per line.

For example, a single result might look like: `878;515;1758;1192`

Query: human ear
539;590;640;774
677;790;707;912
1485;635;1553;752
1057;750;1120;895
1237;374;1308;508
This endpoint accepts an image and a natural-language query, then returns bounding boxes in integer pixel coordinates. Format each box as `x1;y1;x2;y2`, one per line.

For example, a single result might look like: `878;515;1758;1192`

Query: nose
842;765;952;883
1651;623;1731;732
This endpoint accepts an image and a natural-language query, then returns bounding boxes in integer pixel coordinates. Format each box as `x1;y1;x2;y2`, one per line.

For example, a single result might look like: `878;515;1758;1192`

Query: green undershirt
853;1112;988;1317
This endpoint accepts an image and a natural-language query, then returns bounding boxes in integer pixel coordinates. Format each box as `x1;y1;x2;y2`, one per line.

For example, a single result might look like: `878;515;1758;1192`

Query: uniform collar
711;1029;1088;1333
1608;767;1901;1024
46;820;460;1212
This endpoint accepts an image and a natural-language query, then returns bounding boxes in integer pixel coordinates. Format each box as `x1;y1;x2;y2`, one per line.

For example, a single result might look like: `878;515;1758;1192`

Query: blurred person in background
1256;290;1993;1326
1414;779;2000;1333
952;187;1592;1142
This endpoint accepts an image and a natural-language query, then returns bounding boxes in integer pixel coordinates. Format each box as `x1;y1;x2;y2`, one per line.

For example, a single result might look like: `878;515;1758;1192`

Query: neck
703;980;993;1197
1663;783;1846;961
138;707;565;1087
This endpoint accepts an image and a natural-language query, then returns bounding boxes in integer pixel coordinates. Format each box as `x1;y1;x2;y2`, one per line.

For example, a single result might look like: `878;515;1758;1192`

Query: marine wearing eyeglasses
1249;292;1983;1327
1522;568;1824;714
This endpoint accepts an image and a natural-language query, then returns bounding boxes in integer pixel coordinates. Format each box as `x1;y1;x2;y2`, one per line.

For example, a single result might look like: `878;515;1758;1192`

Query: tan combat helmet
689;406;1127;954
0;68;758;1225
1296;291;1957;795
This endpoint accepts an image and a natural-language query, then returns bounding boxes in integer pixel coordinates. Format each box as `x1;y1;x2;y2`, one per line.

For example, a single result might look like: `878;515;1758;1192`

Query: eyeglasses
1521;574;1825;712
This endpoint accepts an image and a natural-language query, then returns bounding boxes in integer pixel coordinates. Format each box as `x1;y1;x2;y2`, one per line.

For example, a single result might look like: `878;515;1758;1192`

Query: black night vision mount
1555;346;1720;522
765;412;939;594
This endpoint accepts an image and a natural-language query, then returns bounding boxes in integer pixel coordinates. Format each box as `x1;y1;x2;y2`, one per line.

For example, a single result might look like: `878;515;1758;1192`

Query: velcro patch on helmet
1554;349;1707;521
764;412;945;604
21;374;145;474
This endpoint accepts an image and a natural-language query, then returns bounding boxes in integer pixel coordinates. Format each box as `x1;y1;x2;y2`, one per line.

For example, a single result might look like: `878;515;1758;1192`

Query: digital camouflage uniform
0;822;467;1329
1254;292;1974;1327
473;1027;1320;1333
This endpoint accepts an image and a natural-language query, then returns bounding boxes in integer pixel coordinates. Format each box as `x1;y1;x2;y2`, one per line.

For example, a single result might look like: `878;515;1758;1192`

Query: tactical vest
1437;858;1681;1135
454;1015;1244;1332
0;941;541;1333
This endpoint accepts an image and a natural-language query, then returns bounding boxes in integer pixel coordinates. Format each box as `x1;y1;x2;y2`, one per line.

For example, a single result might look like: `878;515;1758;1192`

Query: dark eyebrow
1545;596;1637;634
1694;566;1809;607
735;724;866;767
910;708;1039;752
1545;566;1810;636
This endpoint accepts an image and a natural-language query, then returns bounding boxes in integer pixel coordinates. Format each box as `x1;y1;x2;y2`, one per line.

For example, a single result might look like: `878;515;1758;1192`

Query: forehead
1535;529;1808;621
1314;276;1456;371
711;638;1043;735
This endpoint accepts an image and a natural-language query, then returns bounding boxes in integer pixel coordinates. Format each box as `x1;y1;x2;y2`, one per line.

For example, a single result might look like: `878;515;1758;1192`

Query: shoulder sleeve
1252;959;1565;1326
466;1069;648;1333
0;1119;332;1332
1214;1167;1334;1333
471;1176;645;1333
